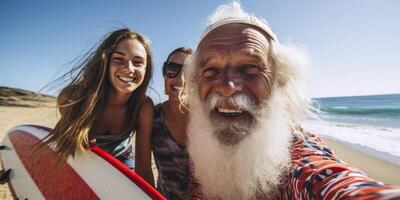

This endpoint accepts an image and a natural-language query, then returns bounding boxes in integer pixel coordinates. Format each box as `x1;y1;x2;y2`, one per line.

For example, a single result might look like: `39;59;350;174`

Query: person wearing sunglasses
151;47;193;199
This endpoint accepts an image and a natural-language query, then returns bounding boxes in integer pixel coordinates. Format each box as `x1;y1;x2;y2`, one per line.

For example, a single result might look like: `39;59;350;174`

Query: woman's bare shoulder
57;86;78;116
139;96;154;119
142;96;154;109
57;86;75;106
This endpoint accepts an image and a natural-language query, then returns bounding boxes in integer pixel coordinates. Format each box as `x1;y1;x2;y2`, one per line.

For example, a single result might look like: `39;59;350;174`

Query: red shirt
188;129;400;199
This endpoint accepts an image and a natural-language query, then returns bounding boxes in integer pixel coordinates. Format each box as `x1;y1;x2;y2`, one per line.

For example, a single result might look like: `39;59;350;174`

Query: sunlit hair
162;47;193;77
180;1;312;123
181;2;311;198
43;28;153;159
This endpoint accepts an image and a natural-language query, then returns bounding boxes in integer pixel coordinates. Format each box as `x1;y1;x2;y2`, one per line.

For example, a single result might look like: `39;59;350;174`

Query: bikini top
90;130;134;157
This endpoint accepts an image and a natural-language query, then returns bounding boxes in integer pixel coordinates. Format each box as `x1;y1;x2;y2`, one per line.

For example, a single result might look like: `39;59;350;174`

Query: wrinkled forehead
196;23;271;62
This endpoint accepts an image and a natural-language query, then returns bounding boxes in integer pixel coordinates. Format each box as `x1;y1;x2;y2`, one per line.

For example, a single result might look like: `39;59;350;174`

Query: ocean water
303;93;400;166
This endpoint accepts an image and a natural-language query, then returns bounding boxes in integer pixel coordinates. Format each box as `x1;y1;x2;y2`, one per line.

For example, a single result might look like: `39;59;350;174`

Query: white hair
200;1;277;42
187;87;292;199
178;1;313;198
181;1;312;123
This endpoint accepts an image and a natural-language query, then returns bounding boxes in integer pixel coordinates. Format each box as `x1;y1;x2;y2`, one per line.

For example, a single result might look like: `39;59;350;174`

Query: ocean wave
331;106;348;109
319;107;400;116
302;119;400;166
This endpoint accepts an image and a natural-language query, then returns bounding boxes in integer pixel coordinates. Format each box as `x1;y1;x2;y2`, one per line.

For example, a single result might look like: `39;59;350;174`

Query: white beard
187;88;293;199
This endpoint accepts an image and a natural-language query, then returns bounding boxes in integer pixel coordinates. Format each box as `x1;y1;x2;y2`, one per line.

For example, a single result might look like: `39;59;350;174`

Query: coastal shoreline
0;105;398;199
322;137;400;185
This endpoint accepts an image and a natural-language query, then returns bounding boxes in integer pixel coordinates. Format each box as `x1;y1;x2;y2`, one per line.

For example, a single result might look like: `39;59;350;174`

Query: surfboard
0;124;165;200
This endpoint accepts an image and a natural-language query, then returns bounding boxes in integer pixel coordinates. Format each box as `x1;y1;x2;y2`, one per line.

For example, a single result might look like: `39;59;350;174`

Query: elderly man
180;2;400;199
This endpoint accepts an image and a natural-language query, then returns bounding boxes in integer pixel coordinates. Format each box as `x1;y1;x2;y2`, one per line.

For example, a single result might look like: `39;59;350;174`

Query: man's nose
215;70;242;97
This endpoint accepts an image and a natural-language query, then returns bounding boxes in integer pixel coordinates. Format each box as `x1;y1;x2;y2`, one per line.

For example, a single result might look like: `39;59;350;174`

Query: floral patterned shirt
188;129;400;199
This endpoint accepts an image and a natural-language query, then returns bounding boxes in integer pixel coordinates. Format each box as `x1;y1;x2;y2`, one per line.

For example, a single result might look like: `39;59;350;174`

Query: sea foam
303;118;400;166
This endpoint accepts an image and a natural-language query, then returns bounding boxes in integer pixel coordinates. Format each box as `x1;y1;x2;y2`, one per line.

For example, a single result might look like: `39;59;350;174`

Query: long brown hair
43;28;153;159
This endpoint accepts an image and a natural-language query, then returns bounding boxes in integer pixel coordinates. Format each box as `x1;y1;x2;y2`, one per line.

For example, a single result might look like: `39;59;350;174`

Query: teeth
217;108;243;114
118;75;136;82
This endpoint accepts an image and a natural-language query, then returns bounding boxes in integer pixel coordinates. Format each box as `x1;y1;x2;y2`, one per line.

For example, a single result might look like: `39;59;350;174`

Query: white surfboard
0;124;165;200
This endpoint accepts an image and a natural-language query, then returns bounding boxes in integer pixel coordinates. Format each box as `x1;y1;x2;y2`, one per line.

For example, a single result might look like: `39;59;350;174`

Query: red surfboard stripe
9;130;99;200
90;146;166;200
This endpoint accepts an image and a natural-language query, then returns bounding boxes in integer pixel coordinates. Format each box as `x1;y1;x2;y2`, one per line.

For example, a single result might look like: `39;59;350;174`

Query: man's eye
202;67;219;78
240;64;259;74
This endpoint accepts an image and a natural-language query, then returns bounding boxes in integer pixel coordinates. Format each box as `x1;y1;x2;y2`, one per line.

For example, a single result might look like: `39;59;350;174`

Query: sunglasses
163;62;183;78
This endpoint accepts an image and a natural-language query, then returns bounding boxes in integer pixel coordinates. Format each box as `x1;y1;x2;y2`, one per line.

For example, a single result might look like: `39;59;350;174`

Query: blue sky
1;0;399;101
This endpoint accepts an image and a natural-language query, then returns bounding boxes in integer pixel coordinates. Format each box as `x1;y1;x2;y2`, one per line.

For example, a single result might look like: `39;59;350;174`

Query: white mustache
206;92;257;114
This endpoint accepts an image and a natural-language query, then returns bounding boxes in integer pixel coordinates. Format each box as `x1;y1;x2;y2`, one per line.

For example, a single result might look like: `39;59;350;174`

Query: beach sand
0;105;399;199
323;137;400;185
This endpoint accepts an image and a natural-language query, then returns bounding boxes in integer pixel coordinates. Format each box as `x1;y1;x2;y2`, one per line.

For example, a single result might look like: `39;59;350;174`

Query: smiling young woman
43;28;155;186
